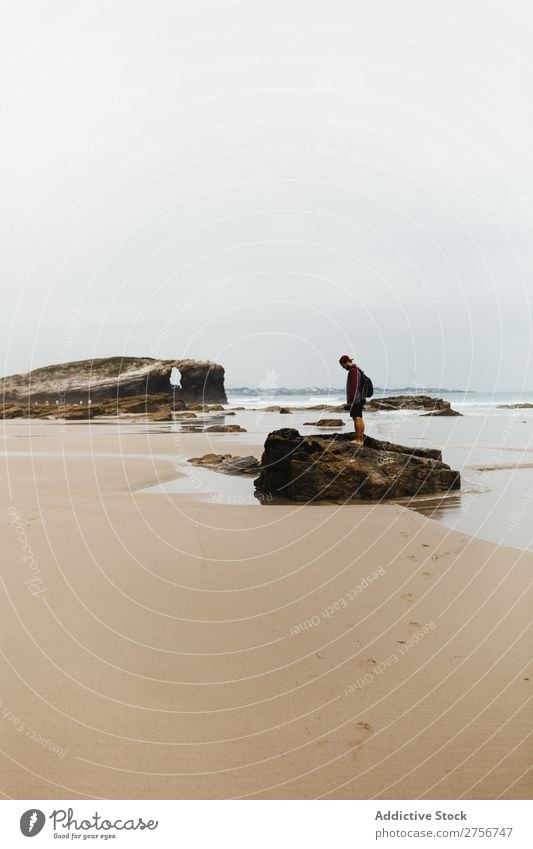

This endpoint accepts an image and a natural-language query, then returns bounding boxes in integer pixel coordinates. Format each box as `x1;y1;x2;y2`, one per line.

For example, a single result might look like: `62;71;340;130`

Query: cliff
1;356;227;407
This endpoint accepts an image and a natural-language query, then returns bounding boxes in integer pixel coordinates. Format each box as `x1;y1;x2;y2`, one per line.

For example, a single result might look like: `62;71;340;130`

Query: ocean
226;390;533;412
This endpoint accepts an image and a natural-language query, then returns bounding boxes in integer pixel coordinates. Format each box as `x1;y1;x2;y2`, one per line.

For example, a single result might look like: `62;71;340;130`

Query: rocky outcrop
187;403;226;411
366;395;457;413
497;403;533;409
1;356;227;410
1;392;184;420
422;408;462;417
174;359;226;403
259;405;293;414
254;428;460;502
188;453;260;475
179;421;246;433
303;418;345;427
205;424;246;433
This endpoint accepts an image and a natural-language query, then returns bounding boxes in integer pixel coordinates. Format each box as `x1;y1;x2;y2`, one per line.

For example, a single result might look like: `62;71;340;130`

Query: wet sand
0;422;531;799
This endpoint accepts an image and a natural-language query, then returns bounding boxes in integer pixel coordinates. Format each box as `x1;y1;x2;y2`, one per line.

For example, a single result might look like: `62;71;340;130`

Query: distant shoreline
226;386;476;396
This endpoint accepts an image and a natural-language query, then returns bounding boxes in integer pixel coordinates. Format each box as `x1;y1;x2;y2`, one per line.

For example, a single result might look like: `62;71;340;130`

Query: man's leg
350;415;365;444
348;401;365;444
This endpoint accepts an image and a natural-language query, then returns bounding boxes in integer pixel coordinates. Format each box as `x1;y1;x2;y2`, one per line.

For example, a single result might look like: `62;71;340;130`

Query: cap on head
339;355;351;366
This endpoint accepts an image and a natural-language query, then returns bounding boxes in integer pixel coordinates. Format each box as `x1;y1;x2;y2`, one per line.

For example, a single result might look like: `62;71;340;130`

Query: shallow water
4;397;533;551
140;402;533;552
412;468;533;551
358;407;533;551
142;464;258;506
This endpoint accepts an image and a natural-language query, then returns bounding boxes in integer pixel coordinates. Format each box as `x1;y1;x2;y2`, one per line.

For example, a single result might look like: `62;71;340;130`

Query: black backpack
359;369;374;399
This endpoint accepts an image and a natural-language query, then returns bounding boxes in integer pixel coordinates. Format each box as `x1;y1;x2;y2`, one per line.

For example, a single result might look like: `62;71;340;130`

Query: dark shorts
349;400;364;419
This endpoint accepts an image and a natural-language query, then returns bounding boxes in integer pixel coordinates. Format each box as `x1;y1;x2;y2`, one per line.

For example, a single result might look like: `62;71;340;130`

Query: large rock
175;359;226;404
254;428;460;502
366;395;455;412
1;356;227;408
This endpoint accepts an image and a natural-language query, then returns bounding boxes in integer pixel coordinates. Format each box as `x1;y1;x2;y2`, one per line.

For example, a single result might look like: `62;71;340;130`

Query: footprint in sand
350;722;373;759
401;592;415;603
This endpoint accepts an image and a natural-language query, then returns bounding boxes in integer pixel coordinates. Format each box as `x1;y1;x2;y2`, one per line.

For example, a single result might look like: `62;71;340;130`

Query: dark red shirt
346;365;360;405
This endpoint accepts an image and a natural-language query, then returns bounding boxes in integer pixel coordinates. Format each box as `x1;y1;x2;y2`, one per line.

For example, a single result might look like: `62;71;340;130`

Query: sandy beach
0;420;531;800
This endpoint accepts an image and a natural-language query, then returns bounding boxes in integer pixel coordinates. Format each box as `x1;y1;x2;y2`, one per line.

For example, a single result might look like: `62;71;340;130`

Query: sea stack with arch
1;356;227;408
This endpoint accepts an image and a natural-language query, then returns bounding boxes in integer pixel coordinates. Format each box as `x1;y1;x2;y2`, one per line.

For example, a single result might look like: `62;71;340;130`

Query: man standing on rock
339;355;365;445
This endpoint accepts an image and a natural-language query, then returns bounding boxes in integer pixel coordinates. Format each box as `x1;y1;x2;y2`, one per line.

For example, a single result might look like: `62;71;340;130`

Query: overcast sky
1;0;532;391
